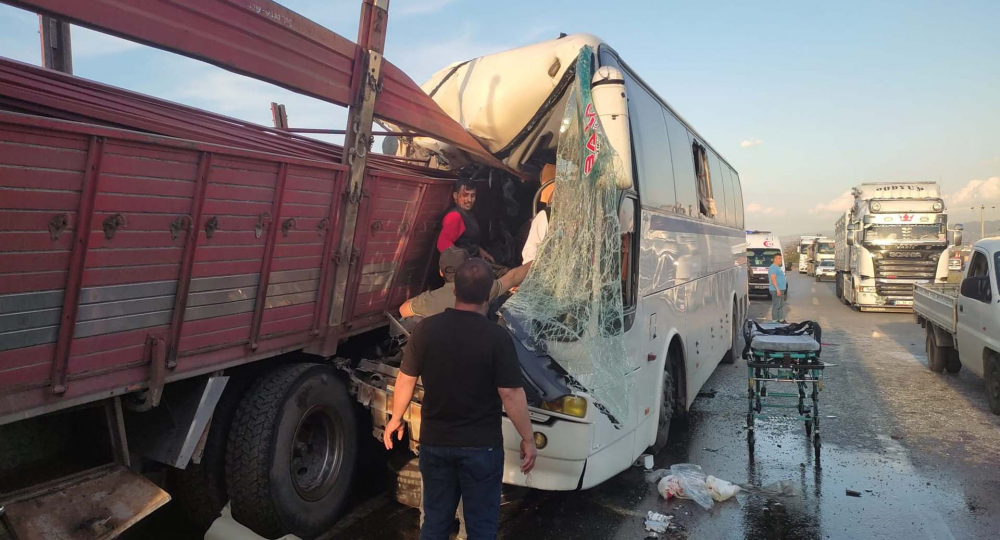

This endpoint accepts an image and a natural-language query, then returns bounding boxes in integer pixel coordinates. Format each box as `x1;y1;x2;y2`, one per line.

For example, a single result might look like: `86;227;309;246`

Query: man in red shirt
437;178;495;263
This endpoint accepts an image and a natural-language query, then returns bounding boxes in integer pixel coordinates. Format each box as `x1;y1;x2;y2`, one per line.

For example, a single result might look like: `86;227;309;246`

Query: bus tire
226;364;357;539
721;301;738;364
649;362;676;454
925;327;946;373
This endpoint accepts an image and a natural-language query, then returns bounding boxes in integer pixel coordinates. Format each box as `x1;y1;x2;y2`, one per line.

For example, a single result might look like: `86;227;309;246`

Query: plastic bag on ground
657;464;714;509
643;511;673;534
644;468;670;484
706;475;741;502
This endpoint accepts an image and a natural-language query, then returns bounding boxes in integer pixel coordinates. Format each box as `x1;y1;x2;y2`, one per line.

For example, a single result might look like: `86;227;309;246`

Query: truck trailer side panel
0;111;447;425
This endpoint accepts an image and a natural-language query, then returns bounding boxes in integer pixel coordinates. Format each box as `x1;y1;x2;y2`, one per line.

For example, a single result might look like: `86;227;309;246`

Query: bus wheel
649;365;676;454
721;301;738;364
226;364;358;539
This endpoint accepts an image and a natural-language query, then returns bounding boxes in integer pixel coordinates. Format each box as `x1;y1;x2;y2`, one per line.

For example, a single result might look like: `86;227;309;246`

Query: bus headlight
541;396;588;418
871;201;882;212
932;201;944;212
860;286;877;293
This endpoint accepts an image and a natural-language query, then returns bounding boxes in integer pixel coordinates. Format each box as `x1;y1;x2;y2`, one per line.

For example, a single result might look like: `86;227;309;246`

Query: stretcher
742;320;831;461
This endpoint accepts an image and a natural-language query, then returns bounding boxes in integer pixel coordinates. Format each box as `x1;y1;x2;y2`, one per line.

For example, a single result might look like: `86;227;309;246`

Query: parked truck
806;237;835;278
798;235;824;273
914;238;1000;415
834;182;956;312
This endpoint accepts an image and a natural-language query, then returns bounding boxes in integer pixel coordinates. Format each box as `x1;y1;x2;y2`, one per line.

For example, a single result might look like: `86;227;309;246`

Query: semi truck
914;238;1000;415
834;182;956;312
806;238;835;279
747;231;781;297
798;235;824;273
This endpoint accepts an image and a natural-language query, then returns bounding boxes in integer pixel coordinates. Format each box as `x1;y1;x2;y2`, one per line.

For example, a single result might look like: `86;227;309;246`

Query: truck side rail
913;283;959;334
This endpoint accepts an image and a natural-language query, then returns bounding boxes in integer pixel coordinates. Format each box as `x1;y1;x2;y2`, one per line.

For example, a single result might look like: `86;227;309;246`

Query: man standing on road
769;253;788;323
384;258;537;540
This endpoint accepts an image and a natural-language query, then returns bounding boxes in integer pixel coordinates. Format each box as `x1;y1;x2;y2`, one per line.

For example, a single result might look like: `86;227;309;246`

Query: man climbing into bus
399;247;531;319
437;177;494;262
521;163;555;264
384;258;536;540
769;253;788;323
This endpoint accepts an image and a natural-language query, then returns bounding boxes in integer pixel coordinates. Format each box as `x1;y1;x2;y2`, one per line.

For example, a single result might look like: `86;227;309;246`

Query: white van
746;231;782;297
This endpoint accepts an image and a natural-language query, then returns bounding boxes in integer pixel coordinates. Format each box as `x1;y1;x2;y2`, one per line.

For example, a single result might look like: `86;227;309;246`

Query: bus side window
619;196;637;311
665;111;697;217
692;141;715;219
730;167;744;229
707;150;728;226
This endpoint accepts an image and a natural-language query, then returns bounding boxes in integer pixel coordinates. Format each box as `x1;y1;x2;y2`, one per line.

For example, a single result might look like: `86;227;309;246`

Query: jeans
771;290;786;321
419;445;503;540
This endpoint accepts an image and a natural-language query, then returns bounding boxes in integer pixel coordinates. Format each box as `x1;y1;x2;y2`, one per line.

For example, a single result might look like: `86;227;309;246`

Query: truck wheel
169;375;254;531
925;327;946;373
226;364;358;539
649;363;676;454
987;355;1000;415
945;350;962;374
721;301;738;364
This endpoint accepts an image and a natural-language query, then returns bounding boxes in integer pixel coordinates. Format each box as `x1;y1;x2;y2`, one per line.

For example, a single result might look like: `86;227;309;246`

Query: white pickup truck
914;238;1000;414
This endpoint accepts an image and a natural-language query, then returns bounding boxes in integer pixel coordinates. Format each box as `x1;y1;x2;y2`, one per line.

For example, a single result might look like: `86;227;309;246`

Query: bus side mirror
592;66;632;191
846;223;856;246
951;224;963;247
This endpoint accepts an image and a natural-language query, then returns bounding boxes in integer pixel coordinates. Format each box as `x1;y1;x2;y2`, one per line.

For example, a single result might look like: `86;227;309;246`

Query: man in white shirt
521;164;555;264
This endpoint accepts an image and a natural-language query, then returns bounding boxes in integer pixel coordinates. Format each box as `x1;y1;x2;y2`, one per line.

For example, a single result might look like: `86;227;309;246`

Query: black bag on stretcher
742;320;822;363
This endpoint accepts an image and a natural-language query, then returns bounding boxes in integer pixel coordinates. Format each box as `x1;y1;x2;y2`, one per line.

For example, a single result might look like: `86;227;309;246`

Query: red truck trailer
0;1;502;538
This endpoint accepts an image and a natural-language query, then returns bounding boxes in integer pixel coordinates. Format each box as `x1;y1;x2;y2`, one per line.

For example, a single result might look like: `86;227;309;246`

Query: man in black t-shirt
384;258;536;540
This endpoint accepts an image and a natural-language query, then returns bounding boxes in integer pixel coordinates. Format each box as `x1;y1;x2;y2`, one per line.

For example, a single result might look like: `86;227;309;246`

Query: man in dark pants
384;258;537;540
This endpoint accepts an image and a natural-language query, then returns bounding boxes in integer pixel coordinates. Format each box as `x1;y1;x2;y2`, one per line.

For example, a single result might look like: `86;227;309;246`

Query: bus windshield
748;248;782;267
818;243;835;254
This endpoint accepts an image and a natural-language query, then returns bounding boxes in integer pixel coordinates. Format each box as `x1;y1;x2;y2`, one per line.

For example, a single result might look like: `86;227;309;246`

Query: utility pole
971;205;996;239
38;14;73;74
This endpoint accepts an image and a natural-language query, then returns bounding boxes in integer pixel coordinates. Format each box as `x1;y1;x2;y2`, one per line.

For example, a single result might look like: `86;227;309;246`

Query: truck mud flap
1;465;169;540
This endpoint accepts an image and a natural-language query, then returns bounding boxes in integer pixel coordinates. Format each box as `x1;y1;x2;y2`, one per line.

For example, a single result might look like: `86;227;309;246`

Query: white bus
389;34;748;491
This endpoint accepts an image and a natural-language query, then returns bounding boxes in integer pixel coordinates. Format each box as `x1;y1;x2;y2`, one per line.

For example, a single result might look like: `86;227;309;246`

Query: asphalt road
332;272;1000;540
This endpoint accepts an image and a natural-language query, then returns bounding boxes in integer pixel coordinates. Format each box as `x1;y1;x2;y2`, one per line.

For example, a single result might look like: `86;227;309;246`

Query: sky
1;0;998;235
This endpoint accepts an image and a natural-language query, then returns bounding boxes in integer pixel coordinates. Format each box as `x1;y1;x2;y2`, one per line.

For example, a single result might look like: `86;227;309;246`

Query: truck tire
169;375;254;531
945;350;962;374
226;364;358;539
987;355;1000;415
925;327;946;373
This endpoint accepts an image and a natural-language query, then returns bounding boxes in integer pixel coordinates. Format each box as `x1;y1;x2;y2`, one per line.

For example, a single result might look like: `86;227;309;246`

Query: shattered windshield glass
501;46;633;424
